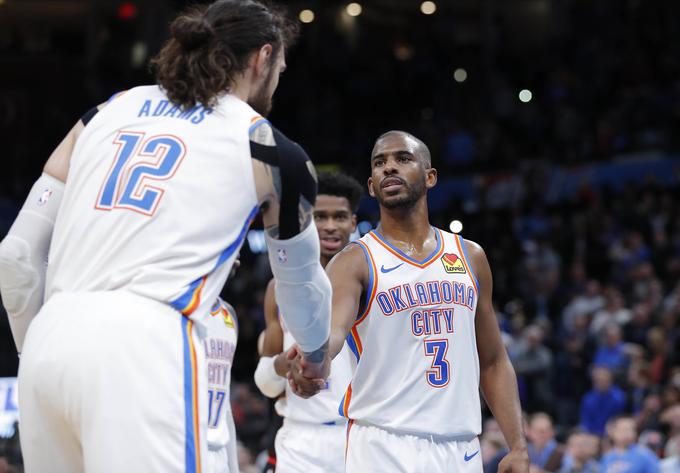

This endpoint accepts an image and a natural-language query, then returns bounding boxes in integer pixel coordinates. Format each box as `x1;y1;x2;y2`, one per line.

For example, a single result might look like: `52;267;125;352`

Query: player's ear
367;177;376;197
351;214;358;232
252;44;273;79
425;167;437;189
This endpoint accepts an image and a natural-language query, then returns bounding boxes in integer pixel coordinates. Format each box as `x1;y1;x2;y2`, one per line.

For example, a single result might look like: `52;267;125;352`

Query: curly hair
150;0;298;110
317;171;365;213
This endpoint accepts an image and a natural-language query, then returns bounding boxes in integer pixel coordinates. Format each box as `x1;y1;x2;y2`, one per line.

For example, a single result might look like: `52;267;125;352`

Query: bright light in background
453;68;467;83
449;220;463;234
421;1;437;15
346;3;362;17
299;9;315;23
519;89;533;103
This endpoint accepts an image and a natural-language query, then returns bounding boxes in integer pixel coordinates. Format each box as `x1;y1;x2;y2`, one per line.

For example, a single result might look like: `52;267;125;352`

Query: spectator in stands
591;287;631;336
559;431;600;473
593;323;629;377
526;413;565;472
600;416;659;473
580;365;627;435
627;362;652;414
660;435;679;473
512;325;554;412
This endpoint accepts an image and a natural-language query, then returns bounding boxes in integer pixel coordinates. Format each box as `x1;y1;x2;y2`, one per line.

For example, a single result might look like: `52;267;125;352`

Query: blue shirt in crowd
601;445;659;473
593;343;628;372
579;385;627;435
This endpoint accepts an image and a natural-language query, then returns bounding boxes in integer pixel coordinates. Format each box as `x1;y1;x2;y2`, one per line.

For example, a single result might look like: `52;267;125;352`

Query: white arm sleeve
254;356;286;398
265;221;332;354
0;173;63;352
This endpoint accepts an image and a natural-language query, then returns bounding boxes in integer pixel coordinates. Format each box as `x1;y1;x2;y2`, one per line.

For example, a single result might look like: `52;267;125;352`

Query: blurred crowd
2;0;680;471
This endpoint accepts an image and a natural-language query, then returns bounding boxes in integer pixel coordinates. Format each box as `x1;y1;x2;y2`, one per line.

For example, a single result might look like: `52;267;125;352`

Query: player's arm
254;279;288;398
467;240;529;473
287;243;367;397
0;103;102;353
327;244;367;358
250;122;331;378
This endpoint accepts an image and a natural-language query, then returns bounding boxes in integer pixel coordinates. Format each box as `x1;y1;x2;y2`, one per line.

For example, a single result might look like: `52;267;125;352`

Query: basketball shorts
345;421;482;473
18;291;208;473
206;444;231;473
275;418;346;473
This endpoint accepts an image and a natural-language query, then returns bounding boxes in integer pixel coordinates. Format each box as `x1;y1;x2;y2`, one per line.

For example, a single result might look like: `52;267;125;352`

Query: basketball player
255;172;363;473
0;2;332;472
289;131;529;472
205;298;239;473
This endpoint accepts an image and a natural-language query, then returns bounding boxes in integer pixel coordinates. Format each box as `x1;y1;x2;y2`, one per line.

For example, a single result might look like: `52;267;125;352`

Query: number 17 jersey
340;227;482;438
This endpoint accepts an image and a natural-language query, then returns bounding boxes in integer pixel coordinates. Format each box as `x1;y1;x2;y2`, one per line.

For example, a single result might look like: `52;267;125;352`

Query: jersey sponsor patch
222;311;235;329
441;253;465;274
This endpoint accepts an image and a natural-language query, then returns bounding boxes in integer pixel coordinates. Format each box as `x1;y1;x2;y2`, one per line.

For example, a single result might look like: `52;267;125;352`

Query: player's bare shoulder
326;241;369;285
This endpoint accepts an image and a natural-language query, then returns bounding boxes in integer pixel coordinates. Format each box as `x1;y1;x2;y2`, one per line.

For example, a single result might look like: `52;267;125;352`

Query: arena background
1;0;680;471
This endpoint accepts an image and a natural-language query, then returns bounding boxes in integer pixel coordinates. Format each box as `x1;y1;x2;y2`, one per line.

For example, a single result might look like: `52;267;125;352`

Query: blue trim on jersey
106;91;122;103
249;117;270;135
372;228;441;265
338;393;346;417
215;205;259;268
354;241;375;320
346;333;360;362
171;276;204;312
181;317;198;473
457;235;480;292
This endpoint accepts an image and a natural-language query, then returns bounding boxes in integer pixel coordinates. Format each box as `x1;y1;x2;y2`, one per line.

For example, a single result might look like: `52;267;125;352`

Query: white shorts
275;418;346;473
206;445;230;473
345;421;482;473
18;291;208;473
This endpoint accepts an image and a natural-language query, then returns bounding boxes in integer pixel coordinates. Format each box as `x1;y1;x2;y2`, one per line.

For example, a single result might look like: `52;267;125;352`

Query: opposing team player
205;298;239;473
255;172;363;473
290;131;530;472
0;2;333;472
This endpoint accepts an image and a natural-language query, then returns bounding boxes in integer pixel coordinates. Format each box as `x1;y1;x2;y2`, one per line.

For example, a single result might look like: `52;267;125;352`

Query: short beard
376;178;426;210
248;65;275;117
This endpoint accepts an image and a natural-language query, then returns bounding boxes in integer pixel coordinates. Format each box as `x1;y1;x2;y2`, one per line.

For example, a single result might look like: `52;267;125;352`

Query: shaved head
373;130;432;168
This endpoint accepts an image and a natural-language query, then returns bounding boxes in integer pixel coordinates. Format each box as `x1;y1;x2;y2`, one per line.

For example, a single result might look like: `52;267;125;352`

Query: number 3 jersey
340;227;481;438
46;86;262;320
205;299;238;449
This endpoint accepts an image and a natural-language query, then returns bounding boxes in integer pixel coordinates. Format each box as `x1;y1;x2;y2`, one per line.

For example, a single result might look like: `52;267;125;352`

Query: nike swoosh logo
464;450;479;462
380;263;404;273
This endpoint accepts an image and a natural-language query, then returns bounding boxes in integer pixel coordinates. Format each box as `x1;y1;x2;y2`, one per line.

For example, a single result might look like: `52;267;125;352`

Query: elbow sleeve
265;222;332;353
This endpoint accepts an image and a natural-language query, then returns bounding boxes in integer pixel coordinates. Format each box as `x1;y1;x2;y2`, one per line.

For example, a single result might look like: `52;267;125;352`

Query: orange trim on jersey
250;115;264;124
367;229;445;268
454;235;478;295
353;240;378;327
186;320;202;473
182;276;207;316
344;419;355;463
350;326;363;357
341;383;353;418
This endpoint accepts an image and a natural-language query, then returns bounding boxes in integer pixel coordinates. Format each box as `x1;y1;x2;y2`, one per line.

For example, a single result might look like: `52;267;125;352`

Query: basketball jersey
204;298;238;449
276;311;352;424
339;227;481;437
46;86;263;321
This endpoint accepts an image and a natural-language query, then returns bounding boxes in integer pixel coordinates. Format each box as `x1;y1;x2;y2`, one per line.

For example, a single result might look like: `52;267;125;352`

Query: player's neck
229;74;252;105
320;255;330;268
378;200;432;247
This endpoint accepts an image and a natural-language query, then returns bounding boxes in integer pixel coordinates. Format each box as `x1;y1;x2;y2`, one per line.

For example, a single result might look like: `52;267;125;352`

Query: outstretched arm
0;103;102;352
250;122;331;379
254;279;288;398
287;243;367;397
467;240;529;473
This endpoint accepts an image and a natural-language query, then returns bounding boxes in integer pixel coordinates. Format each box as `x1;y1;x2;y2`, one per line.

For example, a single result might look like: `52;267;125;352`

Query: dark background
1;0;680;470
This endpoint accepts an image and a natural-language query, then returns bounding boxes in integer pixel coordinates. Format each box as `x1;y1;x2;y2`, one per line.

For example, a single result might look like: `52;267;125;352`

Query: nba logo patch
37;189;53;206
441;253;466;274
222;311;235;329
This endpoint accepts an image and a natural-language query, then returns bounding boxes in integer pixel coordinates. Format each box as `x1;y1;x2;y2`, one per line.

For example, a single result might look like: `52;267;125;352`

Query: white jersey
46;86;262;321
276;311;352;424
340;228;481;438
204;299;238;449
